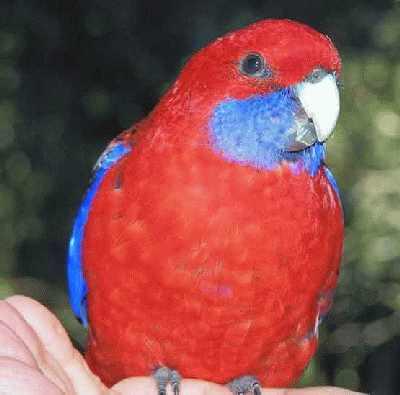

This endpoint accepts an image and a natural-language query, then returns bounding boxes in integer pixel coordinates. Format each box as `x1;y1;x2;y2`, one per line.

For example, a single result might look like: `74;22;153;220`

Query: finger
0;298;70;391
0;358;64;395
0;320;38;368
0;299;42;368
6;295;105;395
4;296;74;393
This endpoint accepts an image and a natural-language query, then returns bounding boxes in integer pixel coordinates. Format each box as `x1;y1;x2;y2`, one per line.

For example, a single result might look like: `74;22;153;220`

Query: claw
172;382;180;395
153;366;181;395
170;369;181;395
227;375;261;395
252;383;262;395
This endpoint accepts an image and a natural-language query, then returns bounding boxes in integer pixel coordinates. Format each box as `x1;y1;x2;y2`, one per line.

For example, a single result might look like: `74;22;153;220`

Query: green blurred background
0;1;399;393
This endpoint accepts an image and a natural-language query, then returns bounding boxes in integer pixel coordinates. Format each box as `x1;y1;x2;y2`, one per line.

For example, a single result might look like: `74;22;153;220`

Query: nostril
306;68;328;83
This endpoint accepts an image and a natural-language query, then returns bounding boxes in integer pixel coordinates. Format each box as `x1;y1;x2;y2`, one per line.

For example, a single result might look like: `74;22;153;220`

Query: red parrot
67;18;343;394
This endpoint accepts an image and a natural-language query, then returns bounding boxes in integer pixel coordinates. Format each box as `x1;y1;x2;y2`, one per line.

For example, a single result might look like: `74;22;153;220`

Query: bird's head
155;19;341;173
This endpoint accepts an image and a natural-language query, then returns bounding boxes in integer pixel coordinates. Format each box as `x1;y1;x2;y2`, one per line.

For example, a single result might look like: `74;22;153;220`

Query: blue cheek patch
209;88;325;176
67;143;132;327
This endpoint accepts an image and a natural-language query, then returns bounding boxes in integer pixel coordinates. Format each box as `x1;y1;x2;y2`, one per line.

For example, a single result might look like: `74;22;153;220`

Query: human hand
0;295;364;395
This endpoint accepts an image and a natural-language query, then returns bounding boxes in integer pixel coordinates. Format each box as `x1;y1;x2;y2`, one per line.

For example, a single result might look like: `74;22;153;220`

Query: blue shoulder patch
67;143;132;327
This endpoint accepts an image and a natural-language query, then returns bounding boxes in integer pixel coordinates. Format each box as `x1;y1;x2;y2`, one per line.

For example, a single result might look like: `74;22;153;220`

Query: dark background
1;1;400;393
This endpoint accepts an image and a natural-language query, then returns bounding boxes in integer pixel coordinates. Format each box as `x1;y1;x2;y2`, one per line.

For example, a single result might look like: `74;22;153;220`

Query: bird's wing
67;133;134;326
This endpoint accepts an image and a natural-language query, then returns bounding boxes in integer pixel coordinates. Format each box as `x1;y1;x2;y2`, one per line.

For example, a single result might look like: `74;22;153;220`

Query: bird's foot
153;366;182;395
227;375;262;395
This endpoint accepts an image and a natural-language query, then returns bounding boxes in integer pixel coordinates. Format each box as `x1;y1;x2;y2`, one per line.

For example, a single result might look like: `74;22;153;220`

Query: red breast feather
83;134;343;386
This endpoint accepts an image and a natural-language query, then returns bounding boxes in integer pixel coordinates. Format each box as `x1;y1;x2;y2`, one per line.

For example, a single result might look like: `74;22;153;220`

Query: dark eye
239;53;271;78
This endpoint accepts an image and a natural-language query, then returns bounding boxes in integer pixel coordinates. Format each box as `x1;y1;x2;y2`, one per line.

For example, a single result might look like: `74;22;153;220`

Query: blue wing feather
67;142;132;327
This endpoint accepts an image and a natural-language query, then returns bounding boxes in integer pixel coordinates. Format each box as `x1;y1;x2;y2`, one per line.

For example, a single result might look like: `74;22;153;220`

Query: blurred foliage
0;0;399;393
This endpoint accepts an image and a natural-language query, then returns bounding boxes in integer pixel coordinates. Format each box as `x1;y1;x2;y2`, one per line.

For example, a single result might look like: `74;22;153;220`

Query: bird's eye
239;53;271;78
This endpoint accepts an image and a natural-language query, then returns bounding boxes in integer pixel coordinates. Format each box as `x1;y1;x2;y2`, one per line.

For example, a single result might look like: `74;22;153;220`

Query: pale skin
0;296;364;395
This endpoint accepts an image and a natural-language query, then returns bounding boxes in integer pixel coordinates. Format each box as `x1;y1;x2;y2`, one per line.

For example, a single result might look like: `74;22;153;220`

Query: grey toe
153;366;182;395
227;375;261;395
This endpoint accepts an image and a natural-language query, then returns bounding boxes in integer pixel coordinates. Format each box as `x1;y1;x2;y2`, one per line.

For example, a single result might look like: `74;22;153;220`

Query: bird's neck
144;85;327;177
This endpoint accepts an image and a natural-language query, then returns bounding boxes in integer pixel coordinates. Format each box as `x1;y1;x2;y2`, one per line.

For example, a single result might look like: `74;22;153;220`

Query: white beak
295;74;340;142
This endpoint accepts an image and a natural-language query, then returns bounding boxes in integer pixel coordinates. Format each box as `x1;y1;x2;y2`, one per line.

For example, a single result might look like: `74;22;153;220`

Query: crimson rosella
67;18;344;394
